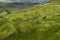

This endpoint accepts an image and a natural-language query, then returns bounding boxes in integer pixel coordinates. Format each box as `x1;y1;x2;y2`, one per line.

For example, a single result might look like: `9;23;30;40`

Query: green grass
0;0;60;40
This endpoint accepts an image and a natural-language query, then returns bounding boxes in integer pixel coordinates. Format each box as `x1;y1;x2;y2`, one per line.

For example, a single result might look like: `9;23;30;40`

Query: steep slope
0;0;60;40
0;2;39;14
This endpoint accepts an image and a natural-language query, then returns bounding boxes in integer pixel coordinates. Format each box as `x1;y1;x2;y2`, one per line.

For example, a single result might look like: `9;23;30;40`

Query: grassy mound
0;0;60;40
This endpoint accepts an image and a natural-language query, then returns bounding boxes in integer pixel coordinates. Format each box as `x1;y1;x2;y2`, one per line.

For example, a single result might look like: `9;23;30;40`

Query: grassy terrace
0;0;60;40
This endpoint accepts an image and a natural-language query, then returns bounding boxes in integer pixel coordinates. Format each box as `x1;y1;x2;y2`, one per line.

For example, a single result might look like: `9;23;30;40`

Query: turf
0;0;60;40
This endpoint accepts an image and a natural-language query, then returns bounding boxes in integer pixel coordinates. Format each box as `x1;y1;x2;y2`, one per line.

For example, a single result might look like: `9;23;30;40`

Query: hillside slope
0;0;60;40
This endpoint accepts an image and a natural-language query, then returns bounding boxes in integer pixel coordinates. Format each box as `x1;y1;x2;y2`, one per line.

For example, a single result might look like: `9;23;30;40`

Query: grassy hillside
0;2;39;14
0;0;60;40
